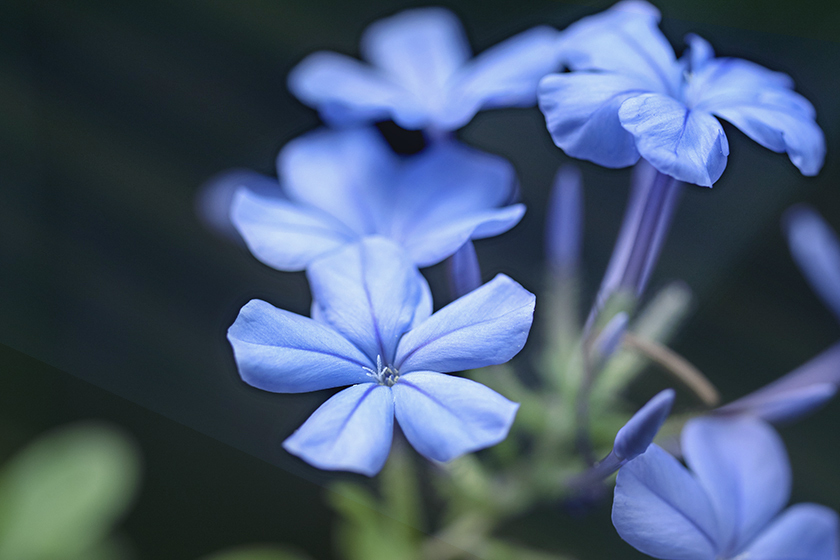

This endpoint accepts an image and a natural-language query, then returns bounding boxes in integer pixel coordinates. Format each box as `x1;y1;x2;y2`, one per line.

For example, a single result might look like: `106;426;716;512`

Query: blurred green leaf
328;482;421;560
201;544;314;560
0;423;141;560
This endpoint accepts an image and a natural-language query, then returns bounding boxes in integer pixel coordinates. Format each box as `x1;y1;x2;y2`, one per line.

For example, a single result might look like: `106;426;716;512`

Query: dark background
1;0;839;558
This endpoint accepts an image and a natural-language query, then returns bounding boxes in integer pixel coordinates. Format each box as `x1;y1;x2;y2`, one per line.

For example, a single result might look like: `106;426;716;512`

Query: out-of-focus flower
786;205;840;323
289;7;561;131
231;128;524;271
539;0;824;186
545;165;583;278
613;416;838;559
447;240;482;300
227;238;535;476
711;206;840;424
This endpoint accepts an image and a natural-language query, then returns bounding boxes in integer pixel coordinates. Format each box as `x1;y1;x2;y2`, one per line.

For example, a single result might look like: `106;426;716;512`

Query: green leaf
0;423;141;560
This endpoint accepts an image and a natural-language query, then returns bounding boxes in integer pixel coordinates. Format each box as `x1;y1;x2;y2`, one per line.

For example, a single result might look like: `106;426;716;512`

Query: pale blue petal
717;383;836;425
444;26;561;129
612;444;720;560
447;241;482;300
682;48;823;175
741;504;839;560
682;417;791;555
558;0;679;94
538;73;648;168
706;91;824;176
716;342;840;423
278;127;397;236
231;188;355;271
283;384;394;476
228;300;372;393
395;274;535;373
402;205;526;268
392;371;518;462
197;169;283;240
361;8;470;128
388;142;521;266
684;34;715;74
307;238;428;365
287;51;410;126
546;165;583;276
618;93;729;186
786;206;840;320
613;389;675;461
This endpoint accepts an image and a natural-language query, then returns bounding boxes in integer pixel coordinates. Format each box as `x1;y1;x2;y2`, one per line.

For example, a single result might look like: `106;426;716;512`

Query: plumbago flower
613;416;839;559
539;0;824;186
715;206;840;424
288;7;561;131
232;127;524;271
227;238;535;475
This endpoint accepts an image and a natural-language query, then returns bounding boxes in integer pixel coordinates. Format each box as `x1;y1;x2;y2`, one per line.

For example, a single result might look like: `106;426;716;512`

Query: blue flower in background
231;127;524;271
227;238;535;475
538;0;824;186
288;7;561;131
613;416;838;559
714;206;840;424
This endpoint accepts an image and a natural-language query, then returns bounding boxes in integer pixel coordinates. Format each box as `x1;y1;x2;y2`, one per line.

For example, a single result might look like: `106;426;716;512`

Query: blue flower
288;7;561;131
713;206;840;424
786;205;840;323
613;416;839;559
227;237;535;475
230;127;525;271
538;1;825;186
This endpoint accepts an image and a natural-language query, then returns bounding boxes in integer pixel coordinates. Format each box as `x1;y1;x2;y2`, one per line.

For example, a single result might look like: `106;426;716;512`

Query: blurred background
1;0;839;558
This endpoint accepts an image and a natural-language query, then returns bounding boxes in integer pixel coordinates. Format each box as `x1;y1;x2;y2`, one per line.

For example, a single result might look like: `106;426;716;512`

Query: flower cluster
213;2;839;558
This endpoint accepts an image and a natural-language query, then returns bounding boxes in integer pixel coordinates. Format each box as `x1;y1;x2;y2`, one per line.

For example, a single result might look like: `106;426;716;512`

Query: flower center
363;355;400;387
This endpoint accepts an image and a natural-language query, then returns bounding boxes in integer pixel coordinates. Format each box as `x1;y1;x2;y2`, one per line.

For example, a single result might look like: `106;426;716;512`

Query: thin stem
623;333;720;406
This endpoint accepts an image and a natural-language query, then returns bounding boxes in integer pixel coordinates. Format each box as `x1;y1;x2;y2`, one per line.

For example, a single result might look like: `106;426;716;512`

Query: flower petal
559;0;678;94
618;93;729;186
403;205;526;268
307;237;429;365
741;503;839;560
227;300;372;393
682;417;791;555
392;371;518;462
706;90;824;176
231;188;356;271
538;73;648;168
444;25;562;129
786;206;840;321
283;384;394;476
612;444;720;560
197;169;284;240
361;7;470;127
613;389;675;462
287;51;410;127
278;127;398;236
715;340;840;424
388;141;521;266
395;274;535;373
682;50;824;176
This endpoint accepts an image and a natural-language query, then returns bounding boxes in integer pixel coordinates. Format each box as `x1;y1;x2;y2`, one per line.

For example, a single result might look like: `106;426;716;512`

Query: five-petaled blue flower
227;237;535;475
288;7;561;131
613;416;839;559
539;0;825;186
231;127;525;271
